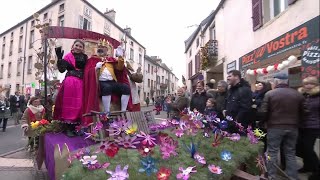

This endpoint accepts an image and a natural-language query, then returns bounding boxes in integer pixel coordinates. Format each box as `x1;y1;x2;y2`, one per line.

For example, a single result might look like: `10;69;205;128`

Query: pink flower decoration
175;129;184;138
136;131;157;147
194;153;206;165
228;133;241;142
176;166;197;180
115;134;140;149
160;142;178;159
208;164;222;174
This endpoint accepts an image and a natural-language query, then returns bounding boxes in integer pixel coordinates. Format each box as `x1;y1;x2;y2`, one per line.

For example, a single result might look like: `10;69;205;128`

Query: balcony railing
200;40;218;70
160;83;167;90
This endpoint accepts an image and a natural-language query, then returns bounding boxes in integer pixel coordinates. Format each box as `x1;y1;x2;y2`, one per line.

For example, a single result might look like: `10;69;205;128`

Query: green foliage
63;130;263;180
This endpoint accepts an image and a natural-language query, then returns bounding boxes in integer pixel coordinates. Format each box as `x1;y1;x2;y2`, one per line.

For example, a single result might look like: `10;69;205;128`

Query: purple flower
176;166;197;180
175;129;184;138
115;134;140;149
106;165;129;180
107;119;129;136
160;142;178;159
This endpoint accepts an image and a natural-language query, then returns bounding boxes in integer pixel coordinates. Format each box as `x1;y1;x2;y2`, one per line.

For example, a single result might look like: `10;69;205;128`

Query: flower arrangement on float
31;119;62;136
246;55;298;76
62;110;266;180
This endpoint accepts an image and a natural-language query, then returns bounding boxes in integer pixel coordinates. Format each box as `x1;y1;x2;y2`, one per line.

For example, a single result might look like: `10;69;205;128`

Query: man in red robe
82;41;132;126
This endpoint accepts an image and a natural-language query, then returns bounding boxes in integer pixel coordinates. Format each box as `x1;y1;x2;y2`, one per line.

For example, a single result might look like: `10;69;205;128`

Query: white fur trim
209;79;216;84
21;124;28;129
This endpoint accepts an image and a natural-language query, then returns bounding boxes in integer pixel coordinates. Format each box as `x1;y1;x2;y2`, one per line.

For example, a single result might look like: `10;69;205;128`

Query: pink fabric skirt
54;76;83;123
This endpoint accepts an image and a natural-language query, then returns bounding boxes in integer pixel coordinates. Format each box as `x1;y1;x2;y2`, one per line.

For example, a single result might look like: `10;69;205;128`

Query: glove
21;124;29;132
55;47;64;59
115;46;124;57
95;62;103;69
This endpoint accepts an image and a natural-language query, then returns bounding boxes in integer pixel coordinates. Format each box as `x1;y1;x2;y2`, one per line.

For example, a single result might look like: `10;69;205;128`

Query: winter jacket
298;86;320;129
259;84;305;129
213;91;227;119
190;91;211;114
170;96;189;118
21;105;45;137
0;99;10;119
225;79;253;126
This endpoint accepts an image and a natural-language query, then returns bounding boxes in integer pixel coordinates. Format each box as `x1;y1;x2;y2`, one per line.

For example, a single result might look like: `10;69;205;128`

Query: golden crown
97;39;111;48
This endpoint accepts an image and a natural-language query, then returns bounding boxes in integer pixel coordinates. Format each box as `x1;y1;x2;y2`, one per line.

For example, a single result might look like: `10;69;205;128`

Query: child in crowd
203;98;218;137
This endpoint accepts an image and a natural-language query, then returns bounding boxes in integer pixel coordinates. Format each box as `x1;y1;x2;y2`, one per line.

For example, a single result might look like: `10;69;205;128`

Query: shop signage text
240;16;319;69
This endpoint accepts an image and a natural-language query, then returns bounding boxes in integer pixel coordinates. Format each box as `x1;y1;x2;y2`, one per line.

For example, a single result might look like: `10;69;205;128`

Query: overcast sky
0;0;219;85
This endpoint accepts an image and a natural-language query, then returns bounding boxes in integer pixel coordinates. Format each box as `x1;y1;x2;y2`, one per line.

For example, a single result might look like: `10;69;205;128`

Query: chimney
104;8;116;22
124;27;131;36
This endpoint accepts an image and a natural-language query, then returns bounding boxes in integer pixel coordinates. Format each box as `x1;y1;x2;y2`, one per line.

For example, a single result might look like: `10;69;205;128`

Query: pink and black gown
53;52;88;123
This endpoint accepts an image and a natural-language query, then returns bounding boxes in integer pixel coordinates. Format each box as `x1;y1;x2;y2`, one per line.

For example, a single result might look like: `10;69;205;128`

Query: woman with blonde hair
297;76;319;179
21;96;45;151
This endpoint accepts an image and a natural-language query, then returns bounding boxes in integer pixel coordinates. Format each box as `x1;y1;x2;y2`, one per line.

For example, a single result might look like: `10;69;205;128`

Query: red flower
138;145;154;157
104;143;119;158
39;119;49;125
157;167;171;180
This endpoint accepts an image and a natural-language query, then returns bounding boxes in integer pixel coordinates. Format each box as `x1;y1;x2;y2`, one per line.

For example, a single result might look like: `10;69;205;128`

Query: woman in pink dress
53;40;88;132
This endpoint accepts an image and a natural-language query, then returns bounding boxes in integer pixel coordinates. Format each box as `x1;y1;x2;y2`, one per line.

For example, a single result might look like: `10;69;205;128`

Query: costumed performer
82;39;132;126
53;40;88;135
126;62;143;111
21;96;45;151
95;40;131;113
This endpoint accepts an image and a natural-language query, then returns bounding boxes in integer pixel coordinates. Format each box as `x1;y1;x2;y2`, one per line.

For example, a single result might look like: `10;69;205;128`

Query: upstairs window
59;3;65;12
79;16;91;30
58;15;64;27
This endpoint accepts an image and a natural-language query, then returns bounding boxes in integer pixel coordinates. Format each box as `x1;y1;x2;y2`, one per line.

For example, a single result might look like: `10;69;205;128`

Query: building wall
0;0;146;104
220;0;319;78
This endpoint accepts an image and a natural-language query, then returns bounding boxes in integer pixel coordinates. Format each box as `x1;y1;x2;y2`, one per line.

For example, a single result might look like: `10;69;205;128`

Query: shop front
239;16;319;89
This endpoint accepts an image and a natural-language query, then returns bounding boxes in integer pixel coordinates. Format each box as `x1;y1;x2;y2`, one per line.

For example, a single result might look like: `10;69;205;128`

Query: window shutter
79;15;83;29
252;0;263;31
288;0;298;5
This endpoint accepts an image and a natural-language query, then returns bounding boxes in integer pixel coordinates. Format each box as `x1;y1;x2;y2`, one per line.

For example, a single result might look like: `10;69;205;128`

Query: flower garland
246;55;298;76
200;45;210;70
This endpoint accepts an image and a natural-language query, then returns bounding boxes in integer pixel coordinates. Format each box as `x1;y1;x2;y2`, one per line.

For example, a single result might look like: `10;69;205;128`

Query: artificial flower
39;119;49;125
220;150;232;161
235;122;244;132
194;153;206;165
105;143;119;158
107;119;129;136
80;155;98;165
219;120;228;130
208;164;222;174
174;129;184;138
255;155;267;172
225;116;233;121
125;122;138;135
157;167;171;180
137;131;157;147
138;156;158;176
227;133;241;142
106;164;129;180
182;139;198;158
68;148;85;163
247;127;259;144
115;134;140;149
176;166;197;180
84;132;96;140
31;121;40;129
138;145;154;157
160;142;178;159
253;128;266;139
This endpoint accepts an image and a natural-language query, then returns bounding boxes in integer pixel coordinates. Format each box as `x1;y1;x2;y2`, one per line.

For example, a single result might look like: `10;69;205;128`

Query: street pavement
0;106;313;180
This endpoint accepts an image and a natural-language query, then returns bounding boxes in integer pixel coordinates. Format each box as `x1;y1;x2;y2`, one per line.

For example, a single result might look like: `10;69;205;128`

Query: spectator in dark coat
9;91;26;125
213;80;228;119
0;95;10;132
224;70;253;128
259;74;305;180
170;88;189;119
190;81;211;114
296;76;319;179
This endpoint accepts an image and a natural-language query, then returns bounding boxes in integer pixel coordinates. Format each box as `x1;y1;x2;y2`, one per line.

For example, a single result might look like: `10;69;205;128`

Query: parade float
31;14;266;180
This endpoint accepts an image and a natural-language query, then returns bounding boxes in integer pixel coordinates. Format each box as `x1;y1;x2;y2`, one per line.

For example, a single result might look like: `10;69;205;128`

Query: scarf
28;105;44;114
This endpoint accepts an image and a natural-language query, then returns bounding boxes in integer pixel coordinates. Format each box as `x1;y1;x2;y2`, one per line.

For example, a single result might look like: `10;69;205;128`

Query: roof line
184;0;226;53
0;0;61;37
1;0;146;49
81;0;145;49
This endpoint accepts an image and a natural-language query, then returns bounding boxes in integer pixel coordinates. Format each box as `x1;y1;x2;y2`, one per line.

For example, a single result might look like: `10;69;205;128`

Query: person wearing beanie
205;79;216;97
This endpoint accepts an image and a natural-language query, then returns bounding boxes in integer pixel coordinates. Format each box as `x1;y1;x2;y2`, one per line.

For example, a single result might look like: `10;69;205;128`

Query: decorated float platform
31;23;267;179
32;109;267;180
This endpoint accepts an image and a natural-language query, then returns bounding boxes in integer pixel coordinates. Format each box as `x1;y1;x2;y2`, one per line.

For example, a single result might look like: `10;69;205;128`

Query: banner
46;26;121;48
239;16;320;76
301;39;320;79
